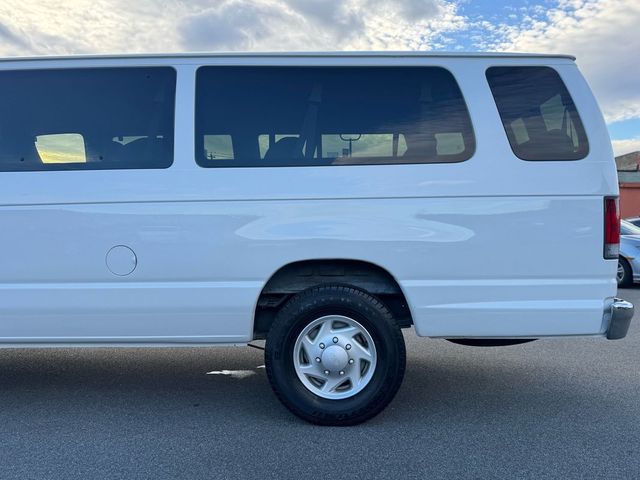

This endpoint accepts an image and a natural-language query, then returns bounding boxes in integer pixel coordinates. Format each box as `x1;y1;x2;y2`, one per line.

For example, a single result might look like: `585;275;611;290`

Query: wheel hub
321;345;349;372
293;315;377;400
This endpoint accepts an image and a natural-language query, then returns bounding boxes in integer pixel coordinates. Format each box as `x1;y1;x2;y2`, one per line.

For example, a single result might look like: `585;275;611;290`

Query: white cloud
0;1;183;55
486;0;640;124
612;138;640;157
179;0;469;51
179;1;295;51
0;0;467;54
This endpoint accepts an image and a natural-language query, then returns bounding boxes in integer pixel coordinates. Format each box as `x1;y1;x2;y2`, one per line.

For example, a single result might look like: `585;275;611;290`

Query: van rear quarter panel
0;56;619;343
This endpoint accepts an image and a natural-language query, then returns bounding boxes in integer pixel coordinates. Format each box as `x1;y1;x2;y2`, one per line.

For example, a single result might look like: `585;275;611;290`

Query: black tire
618;257;633;287
265;285;406;426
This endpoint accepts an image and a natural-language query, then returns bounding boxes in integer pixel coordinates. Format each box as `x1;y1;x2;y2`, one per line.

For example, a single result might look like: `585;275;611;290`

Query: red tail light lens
604;197;620;259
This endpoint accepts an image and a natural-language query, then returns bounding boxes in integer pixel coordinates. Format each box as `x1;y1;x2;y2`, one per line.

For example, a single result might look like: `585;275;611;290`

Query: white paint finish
0;54;620;345
106;245;137;276
0;281;258;341
0;196;616;341
0;52;579;63
0;342;246;348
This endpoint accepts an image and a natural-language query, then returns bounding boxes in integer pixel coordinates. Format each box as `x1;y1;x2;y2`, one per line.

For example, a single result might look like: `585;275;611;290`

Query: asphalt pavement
0;288;638;479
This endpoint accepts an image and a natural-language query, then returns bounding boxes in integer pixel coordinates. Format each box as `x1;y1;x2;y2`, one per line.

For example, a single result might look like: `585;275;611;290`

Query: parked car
0;52;633;425
618;219;640;286
624;216;640;228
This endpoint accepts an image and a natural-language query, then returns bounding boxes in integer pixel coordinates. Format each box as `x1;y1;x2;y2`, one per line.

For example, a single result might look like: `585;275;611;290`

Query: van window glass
35;133;86;164
258;134;300;159
321;134;401;158
204;135;234;160
0;67;175;172
435;132;465;155
486;66;588;160
112;135;164;146
195;67;475;167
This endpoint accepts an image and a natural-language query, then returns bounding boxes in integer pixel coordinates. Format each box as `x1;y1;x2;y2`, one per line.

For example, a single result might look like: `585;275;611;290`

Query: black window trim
0;65;178;172
484;64;590;162
193;65;477;169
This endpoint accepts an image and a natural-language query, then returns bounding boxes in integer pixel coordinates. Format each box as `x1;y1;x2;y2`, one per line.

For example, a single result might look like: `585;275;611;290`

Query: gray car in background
625;217;640;228
618;219;640;286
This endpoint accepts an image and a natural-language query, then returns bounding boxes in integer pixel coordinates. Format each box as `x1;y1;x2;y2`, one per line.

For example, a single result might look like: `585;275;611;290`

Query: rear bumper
606;298;634;340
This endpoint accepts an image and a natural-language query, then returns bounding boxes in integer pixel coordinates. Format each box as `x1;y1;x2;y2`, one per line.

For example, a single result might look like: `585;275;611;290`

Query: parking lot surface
1;288;639;479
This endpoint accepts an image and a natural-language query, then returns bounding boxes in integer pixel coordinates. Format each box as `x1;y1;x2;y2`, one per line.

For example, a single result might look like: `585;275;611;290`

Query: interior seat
402;135;438;162
263;137;304;162
117;137;169;167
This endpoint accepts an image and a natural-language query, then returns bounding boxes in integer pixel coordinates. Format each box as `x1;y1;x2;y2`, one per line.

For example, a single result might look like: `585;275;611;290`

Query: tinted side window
486;66;588;161
195;67;475;167
0;67;175;172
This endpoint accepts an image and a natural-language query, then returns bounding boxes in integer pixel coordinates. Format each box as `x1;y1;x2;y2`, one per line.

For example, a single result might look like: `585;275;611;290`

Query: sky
0;0;638;156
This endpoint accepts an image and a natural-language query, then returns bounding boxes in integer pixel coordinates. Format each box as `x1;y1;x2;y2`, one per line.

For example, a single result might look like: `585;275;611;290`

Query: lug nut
315;357;321;363
339;370;345;375
319;343;325;349
333;337;339;343
324;370;330;375
345;344;351;350
348;359;354;364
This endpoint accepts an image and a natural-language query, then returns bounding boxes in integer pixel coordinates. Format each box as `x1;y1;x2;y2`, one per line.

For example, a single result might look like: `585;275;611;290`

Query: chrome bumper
607;298;634;340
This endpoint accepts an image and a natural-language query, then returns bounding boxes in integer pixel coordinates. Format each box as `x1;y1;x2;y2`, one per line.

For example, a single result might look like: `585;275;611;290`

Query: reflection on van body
0;52;629;425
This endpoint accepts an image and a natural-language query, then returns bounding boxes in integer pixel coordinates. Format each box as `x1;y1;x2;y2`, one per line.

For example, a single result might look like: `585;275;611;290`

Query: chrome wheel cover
293;315;377;400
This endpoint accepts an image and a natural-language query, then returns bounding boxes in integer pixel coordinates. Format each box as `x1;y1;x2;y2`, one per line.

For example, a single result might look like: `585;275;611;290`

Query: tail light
604;197;620;259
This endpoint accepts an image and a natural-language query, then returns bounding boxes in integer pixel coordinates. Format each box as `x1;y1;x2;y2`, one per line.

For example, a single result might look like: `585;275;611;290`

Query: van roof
0;51;577;62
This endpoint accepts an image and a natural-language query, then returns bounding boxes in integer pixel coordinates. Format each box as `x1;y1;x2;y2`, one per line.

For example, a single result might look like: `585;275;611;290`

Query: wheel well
253;259;413;339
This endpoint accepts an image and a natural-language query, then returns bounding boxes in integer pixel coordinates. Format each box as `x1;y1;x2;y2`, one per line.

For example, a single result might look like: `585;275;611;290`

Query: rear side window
195;67;475;167
0;67;175;172
486;66;588;161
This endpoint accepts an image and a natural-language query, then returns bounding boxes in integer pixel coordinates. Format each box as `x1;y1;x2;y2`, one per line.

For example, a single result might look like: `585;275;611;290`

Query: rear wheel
265;285;406;425
617;257;632;287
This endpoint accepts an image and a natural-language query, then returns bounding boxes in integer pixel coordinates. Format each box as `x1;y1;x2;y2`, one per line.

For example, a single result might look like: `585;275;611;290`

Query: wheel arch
252;258;413;339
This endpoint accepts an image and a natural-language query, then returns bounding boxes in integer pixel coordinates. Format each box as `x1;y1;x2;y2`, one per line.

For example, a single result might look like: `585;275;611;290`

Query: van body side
0;53;622;346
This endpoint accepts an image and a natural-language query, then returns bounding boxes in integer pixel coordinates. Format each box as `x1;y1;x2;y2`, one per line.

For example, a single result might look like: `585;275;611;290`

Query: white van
0;52;632;425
